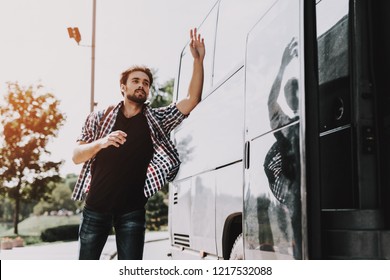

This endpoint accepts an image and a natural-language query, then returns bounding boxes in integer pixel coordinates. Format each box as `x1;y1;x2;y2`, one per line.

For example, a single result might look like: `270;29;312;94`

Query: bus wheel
229;233;244;260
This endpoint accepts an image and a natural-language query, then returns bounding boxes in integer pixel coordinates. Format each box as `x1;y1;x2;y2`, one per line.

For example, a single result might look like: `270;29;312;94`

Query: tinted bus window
316;0;349;85
213;0;275;85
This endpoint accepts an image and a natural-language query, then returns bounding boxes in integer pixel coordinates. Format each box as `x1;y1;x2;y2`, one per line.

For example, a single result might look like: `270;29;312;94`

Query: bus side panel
215;162;244;258
189;171;217;255
170;161;244;259
169;170;219;259
170;64;245;259
174;68;245;181
169;178;192;249
244;127;298;260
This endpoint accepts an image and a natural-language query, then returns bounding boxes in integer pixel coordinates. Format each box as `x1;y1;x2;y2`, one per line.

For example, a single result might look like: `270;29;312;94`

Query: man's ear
120;84;126;93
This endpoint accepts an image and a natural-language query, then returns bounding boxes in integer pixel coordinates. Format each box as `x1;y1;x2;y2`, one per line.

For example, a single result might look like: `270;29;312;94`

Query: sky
0;0;216;176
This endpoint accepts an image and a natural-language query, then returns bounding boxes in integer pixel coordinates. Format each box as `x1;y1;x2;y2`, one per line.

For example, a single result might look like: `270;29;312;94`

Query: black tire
229;233;244;260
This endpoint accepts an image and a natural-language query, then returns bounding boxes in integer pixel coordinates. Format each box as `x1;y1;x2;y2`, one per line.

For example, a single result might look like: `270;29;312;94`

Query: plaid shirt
71;101;186;201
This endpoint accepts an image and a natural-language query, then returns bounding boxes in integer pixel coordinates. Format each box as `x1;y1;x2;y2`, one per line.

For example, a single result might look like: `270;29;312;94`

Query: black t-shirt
86;110;154;214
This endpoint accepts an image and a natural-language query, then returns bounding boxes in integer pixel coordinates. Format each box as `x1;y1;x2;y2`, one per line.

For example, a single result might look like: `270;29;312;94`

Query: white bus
168;0;390;259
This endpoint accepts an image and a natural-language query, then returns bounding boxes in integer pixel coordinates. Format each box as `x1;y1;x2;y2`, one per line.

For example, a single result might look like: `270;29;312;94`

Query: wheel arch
222;212;243;260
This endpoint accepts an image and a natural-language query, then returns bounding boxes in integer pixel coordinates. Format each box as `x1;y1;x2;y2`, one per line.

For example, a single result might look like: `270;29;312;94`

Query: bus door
316;0;390;259
244;0;304;260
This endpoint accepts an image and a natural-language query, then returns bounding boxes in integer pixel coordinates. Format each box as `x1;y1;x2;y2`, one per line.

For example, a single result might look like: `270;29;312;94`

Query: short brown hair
120;65;153;89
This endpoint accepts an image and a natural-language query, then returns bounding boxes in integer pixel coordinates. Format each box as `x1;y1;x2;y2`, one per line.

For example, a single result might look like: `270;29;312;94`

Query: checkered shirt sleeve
143;103;186;197
71;105;119;201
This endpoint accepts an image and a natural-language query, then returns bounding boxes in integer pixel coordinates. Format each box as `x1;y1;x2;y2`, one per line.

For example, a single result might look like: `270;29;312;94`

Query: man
71;28;205;260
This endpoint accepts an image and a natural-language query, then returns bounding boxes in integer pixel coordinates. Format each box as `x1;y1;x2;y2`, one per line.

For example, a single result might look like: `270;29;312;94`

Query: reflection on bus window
267;37;299;130
263;38;301;259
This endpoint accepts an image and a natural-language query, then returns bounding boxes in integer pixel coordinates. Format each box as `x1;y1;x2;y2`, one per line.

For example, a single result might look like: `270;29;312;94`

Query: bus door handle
244;141;250;169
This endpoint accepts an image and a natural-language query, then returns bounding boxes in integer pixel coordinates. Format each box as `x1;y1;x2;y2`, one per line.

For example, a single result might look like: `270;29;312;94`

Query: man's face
121;71;150;104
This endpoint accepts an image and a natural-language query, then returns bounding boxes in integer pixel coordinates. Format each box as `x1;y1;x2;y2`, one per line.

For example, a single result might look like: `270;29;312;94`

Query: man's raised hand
190;28;205;61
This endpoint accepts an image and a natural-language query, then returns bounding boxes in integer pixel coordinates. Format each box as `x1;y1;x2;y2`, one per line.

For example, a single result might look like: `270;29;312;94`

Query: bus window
213;0;275;85
245;2;300;140
176;4;218;101
316;0;349;85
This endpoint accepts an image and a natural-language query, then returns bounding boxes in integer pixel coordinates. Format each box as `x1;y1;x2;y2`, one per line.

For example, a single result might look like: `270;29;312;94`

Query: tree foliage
145;191;168;231
33;182;79;216
0;82;66;234
149;69;174;108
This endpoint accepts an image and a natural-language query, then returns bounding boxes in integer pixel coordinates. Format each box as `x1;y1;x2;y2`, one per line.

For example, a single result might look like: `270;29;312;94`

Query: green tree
32;200;52;216
0;197;13;222
51;183;77;212
65;173;78;192
33;182;78;215
145;191;168;231
0;82;66;234
148;68;174;108
150;78;174;108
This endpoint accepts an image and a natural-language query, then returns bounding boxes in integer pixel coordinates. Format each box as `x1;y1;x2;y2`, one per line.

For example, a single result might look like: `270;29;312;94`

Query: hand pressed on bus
189;28;205;61
177;28;205;116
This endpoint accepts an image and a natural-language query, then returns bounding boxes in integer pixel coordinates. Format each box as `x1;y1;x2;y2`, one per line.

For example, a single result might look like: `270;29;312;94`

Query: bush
41;224;79;242
22;235;42;245
145;191;168;231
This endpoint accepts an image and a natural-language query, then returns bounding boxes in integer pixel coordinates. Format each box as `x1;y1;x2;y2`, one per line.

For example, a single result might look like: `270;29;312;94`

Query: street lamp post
90;0;96;113
67;0;97;113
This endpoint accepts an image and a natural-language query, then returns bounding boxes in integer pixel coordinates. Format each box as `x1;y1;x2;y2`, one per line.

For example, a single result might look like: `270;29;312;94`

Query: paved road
0;231;171;260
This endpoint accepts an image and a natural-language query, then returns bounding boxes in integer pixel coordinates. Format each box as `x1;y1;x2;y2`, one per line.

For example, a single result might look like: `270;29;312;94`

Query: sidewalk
0;231;169;260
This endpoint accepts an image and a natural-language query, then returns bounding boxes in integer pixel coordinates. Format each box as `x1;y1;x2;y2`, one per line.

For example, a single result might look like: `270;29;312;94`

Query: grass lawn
0;214;81;237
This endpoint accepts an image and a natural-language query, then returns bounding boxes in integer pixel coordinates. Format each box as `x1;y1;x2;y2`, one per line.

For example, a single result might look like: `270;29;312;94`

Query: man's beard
126;90;147;104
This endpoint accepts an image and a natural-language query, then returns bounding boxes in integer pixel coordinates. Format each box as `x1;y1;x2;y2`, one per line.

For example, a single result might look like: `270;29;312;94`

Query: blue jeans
78;207;146;260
